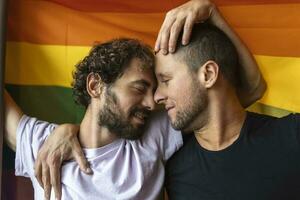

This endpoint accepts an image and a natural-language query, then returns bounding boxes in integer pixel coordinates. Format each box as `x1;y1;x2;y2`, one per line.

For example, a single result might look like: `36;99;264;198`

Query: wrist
191;0;216;23
193;0;214;9
64;123;80;137
209;5;227;29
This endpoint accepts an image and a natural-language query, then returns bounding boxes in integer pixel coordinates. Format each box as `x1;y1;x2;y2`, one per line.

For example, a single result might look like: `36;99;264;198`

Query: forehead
155;52;187;76
118;58;156;85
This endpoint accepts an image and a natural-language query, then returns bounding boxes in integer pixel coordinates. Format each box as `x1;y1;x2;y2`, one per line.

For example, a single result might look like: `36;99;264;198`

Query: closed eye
133;86;146;94
130;79;150;94
157;74;171;86
160;79;169;85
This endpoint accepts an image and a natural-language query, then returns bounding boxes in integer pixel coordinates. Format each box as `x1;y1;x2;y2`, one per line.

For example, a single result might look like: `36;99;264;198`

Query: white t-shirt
15;111;183;200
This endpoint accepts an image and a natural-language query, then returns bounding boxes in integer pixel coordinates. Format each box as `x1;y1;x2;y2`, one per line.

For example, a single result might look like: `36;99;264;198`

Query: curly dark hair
72;38;155;107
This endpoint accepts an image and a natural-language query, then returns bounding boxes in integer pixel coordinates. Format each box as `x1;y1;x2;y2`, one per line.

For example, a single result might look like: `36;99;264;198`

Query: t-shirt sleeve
144;111;183;162
15;115;57;178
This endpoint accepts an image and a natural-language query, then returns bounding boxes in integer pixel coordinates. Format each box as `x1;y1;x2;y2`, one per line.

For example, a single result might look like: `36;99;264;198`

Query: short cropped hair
176;23;239;87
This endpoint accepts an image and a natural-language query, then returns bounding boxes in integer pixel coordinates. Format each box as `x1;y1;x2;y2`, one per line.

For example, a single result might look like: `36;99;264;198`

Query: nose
142;93;155;111
154;87;166;105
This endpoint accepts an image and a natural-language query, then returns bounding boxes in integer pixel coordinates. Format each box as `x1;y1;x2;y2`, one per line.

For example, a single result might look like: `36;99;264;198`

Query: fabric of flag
3;0;300;199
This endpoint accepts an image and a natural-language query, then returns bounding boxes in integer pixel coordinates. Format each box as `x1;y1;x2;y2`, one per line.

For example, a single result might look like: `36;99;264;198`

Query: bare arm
209;6;266;107
4;89;23;151
5;89;90;200
155;0;266;107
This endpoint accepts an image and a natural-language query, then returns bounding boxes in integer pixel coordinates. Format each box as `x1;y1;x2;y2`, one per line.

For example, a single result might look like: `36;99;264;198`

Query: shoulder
246;112;299;132
245;112;300;146
141;110;171;138
166;134;195;165
133;111;183;160
148;110;169;127
17;115;58;148
18;115;57;135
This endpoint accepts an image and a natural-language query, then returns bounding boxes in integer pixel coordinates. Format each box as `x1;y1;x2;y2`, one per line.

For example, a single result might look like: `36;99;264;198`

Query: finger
34;158;44;188
155;11;173;52
160;26;173;55
182;13;197;45
42;164;51;200
49;161;62;200
71;138;92;174
154;31;162;52
158;13;176;54
168;17;186;53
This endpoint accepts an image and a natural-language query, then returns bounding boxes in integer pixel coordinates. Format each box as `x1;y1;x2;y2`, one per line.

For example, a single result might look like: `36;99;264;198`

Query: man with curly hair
5;38;178;200
71;39;157;141
4;0;267;200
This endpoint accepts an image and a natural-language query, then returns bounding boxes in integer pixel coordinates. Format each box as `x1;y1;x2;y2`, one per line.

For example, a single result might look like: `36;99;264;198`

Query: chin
168;113;176;124
170;121;183;131
171;117;194;132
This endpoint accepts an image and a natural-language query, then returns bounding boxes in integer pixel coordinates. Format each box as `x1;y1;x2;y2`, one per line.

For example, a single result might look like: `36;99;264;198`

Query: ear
86;73;103;98
197;60;219;89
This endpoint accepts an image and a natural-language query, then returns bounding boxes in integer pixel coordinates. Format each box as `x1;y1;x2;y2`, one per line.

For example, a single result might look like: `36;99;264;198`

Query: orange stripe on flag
17;0;300;12
7;1;300;56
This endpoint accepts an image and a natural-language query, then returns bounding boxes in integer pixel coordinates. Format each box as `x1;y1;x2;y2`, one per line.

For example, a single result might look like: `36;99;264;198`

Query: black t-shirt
165;112;300;200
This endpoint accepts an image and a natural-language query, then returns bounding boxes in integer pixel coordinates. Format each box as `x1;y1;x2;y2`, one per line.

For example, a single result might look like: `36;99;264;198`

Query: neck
194;87;246;151
79;105;118;148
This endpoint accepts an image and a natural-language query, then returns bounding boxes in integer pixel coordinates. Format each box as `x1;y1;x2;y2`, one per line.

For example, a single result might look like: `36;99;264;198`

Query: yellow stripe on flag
6;42;90;87
5;42;300;112
255;55;300;112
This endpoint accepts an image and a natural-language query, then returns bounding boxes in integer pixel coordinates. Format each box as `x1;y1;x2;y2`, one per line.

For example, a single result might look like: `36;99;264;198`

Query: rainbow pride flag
3;0;300;199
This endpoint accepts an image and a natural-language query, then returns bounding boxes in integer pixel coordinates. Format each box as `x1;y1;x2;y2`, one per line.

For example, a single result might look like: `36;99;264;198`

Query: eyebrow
130;79;151;87
157;73;171;79
131;79;157;92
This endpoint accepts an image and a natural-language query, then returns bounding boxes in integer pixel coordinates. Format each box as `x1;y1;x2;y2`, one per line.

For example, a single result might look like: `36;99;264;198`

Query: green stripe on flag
247;102;292;117
6;84;85;124
4;84;86;170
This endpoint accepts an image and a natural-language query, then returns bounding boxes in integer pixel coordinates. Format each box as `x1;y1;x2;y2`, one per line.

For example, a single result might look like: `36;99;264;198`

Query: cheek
176;90;192;108
118;94;141;113
169;79;193;104
119;99;134;112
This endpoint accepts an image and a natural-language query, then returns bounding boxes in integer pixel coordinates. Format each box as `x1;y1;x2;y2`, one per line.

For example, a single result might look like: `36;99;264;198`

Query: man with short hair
154;1;300;200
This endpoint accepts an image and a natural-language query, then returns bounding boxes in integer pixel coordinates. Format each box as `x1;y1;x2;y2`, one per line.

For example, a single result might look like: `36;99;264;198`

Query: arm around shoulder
209;5;267;107
4;89;24;151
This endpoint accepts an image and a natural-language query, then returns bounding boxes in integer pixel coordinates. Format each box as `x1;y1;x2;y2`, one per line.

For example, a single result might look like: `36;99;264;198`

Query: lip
132;113;149;125
133;115;145;124
165;106;175;116
165;105;175;111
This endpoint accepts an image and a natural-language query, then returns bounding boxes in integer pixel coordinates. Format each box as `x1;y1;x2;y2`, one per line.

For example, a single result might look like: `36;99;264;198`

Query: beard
172;82;208;131
98;88;150;140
